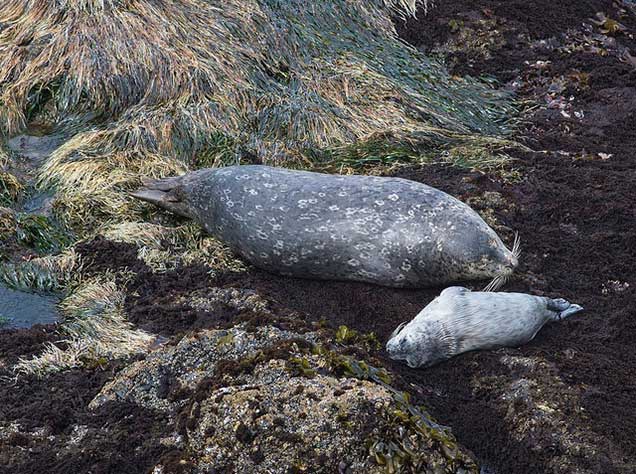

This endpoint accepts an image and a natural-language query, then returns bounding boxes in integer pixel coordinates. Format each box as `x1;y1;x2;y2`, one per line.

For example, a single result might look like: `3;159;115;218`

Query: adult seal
386;287;583;367
131;165;519;288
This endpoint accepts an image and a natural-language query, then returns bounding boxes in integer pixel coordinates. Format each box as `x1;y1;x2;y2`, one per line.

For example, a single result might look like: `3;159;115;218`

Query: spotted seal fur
131;165;518;288
386;287;583;367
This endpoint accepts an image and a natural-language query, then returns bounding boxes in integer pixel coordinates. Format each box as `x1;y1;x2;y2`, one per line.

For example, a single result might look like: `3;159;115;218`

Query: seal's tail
546;298;584;321
130;176;193;218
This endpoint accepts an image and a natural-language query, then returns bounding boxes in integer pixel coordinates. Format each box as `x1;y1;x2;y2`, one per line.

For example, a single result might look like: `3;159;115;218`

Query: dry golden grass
0;0;516;230
0;146;9;168
102;221;246;272
0;170;23;203
14;277;155;376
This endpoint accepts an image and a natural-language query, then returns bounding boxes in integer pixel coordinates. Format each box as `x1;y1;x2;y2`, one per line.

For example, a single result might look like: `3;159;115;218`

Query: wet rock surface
7;134;65;163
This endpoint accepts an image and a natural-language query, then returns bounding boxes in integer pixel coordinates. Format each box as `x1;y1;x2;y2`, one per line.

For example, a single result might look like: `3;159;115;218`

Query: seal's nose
507;252;518;269
499;249;518;274
386;337;405;358
386;336;411;360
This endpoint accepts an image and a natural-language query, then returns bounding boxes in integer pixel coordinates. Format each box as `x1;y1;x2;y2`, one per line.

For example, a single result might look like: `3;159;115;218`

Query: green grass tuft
0;171;24;206
0;250;80;292
13;213;73;254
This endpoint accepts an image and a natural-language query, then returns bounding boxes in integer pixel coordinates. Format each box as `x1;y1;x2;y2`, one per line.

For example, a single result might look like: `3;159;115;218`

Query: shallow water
7;134;65;163
0;284;59;329
20;190;55;215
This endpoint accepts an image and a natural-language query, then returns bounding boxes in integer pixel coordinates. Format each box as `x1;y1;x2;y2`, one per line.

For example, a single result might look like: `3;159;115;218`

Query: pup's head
385;321;445;368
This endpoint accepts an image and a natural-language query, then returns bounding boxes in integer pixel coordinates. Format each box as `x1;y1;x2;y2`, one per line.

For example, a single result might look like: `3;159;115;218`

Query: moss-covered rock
93;321;476;474
179;351;476;474
89;325;317;412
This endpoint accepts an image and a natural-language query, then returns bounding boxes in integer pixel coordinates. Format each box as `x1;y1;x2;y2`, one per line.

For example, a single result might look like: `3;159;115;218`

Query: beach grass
0;0;517;231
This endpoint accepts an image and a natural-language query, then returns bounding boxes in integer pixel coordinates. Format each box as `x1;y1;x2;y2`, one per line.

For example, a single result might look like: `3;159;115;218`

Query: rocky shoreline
2;1;636;473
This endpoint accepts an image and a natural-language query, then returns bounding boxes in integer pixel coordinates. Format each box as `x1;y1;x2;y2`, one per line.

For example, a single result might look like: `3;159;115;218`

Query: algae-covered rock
95;322;476;474
89;325;316;412
186;361;396;473
187;287;270;315
180;356;476;474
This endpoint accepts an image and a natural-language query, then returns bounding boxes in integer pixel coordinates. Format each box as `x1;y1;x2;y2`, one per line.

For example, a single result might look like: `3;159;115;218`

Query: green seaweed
309;135;430;172
335;325;358;344
286;357;317;378
193;132;238;169
335;325;381;351
0;254;76;292
13;213;72;254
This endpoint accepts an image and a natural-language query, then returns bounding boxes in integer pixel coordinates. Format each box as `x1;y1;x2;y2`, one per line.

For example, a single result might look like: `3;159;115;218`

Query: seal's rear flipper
547;298;584;321
558;303;583;320
130;176;193;219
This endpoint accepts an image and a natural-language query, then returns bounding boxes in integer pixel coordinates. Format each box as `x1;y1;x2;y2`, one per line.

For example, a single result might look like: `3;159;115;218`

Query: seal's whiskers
483;272;512;292
390;321;407;339
512;232;522;260
484;233;520;292
483;275;502;292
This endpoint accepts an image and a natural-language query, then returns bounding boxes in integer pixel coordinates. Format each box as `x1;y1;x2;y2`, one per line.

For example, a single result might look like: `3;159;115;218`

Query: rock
185;360;397;473
187;287;270;314
89;325;314;412
180;354;477;473
95;322;477;473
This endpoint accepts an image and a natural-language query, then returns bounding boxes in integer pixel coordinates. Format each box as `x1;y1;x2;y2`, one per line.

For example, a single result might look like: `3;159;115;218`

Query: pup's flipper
547;298;584;321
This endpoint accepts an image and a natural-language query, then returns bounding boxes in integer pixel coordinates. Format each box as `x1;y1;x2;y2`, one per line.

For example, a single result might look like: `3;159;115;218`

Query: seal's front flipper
547;298;584;321
130;176;193;219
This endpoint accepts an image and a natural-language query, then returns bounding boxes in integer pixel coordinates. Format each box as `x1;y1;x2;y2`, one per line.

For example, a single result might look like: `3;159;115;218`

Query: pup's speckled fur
387;287;583;367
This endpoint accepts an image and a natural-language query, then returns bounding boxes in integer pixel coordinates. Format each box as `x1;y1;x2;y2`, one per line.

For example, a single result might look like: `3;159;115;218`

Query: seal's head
130;171;211;220
449;228;520;291
386;321;446;368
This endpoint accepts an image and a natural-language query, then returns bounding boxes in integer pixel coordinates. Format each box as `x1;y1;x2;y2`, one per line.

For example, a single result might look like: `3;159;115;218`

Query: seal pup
131;165;519;288
386;287;583;368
